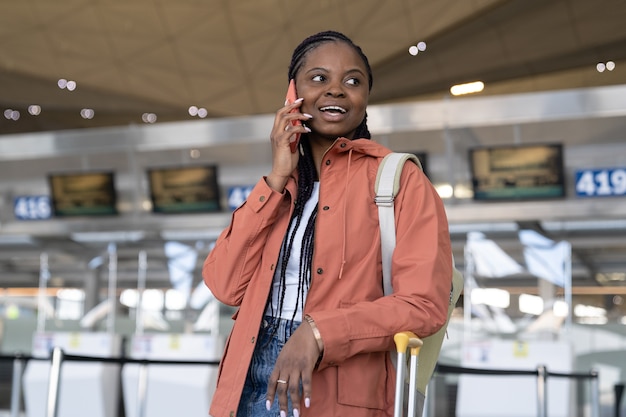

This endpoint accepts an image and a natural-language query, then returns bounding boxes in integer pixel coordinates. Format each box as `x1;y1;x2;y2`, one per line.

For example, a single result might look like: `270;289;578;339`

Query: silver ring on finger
277;379;288;384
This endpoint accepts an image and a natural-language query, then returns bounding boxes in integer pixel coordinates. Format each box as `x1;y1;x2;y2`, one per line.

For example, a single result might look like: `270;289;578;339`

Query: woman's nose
325;82;345;97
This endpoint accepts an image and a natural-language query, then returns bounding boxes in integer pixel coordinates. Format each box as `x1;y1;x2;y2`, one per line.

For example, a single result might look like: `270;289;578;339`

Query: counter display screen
148;165;221;213
469;144;565;201
48;172;118;216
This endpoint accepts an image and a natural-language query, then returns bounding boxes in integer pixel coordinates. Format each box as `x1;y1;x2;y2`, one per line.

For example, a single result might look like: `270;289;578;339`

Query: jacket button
259;195;266;202
317;268;323;274
230;412;235;417
325;160;331;165
322;206;330;211
251;337;255;343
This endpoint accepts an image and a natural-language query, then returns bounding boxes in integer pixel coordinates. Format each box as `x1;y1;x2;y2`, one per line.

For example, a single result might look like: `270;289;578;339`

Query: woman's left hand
265;321;321;416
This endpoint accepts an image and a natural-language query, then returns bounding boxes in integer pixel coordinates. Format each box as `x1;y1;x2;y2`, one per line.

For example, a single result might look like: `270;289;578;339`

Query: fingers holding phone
267;81;311;192
284;79;312;153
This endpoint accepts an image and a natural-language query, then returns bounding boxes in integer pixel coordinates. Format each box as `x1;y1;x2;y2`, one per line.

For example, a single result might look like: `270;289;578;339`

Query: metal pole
537;365;548;417
407;352;419;417
394;351;407;417
424;376;435;417
589;369;601;417
37;252;50;333
46;347;64;417
107;243;118;334
10;355;24;417
135;250;147;336
136;362;149;417
563;242;573;331
614;382;624;417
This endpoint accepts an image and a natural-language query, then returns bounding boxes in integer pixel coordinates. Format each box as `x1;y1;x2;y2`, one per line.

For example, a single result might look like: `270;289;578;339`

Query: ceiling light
188;106;198;116
453;184;474;199
434;183;453;198
450;81;484;96
28;105;41;116
542;219;626;232
574;304;606;318
553;300;568;317
597;61;616;72
519;293;543;315
71;231;145;243
80;108;95;119
471;288;510;308
0;234;37;245
4;109;20;120
160;229;222;241
408;41;427;56
57;79;77;90
142;113;157;123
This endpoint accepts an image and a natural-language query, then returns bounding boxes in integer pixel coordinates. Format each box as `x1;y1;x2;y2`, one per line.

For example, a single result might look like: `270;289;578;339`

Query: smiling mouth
319;105;347;114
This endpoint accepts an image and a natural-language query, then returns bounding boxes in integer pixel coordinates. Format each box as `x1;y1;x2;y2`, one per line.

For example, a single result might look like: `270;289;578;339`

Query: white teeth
320;106;346;113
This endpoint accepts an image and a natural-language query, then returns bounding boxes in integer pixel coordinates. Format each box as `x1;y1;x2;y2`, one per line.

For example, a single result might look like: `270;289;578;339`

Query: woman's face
294;41;370;141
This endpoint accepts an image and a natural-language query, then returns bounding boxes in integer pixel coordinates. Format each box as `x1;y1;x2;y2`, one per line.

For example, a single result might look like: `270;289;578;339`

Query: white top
265;182;320;321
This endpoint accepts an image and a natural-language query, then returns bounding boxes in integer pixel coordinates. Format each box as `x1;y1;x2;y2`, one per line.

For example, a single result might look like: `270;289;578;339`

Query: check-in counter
22;331;122;417
122;333;224;417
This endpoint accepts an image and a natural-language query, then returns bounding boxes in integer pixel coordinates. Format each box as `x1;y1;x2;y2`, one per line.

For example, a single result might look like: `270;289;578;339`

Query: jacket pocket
336;352;386;410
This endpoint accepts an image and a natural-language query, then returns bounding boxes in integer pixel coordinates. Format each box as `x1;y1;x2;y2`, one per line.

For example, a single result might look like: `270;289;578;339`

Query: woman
203;30;452;417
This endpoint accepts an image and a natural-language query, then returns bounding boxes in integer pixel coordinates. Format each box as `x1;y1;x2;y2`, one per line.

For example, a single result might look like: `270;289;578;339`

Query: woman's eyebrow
304;67;366;76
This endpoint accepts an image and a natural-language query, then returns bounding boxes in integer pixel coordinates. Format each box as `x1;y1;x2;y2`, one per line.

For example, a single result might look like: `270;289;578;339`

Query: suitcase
393;331;424;417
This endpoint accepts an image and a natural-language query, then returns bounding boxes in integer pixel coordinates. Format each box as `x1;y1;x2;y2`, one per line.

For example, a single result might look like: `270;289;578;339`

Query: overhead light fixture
448;222;519;234
80;108;95;119
28;105;41;116
71;231;145;243
519;293;543;315
57;79;77;91
408;41;427;56
434;183;453;198
596;61;616;72
142;113;157;123
450;81;484;96
3;109;20;121
542;219;626;232
0;234;37;245
471;288;510;308
160;229;222;241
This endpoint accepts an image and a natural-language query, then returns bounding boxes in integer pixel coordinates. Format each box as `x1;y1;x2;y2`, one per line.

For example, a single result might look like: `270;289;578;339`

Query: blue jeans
237;316;301;417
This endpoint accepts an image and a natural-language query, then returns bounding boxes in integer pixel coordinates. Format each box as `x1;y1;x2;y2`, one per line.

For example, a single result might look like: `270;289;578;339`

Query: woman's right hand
266;98;311;192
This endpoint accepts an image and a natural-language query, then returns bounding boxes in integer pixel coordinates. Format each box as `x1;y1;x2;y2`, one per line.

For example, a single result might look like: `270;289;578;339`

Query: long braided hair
267;31;374;327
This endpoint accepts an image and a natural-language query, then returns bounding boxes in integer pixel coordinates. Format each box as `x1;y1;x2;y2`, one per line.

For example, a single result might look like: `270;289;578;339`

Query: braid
267;139;318;329
288;30;373;139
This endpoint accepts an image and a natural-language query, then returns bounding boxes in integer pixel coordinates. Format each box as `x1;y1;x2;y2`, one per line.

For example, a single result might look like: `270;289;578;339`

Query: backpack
375;152;464;400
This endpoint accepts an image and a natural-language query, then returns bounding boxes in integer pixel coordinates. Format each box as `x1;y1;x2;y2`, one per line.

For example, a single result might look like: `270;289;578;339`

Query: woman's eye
312;75;324;82
346;78;360;86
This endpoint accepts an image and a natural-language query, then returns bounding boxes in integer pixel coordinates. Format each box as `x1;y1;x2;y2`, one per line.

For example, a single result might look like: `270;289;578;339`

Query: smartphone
285;79;302;153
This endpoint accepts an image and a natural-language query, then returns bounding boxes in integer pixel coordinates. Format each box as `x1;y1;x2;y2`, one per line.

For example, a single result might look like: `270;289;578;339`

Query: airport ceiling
2;0;626;134
1;0;626;299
